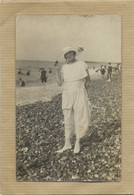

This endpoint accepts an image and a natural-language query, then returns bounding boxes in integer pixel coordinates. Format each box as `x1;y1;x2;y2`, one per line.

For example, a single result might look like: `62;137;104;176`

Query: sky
16;14;121;62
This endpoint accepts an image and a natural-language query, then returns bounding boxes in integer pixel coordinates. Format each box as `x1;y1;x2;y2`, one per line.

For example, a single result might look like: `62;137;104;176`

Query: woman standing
56;47;91;154
40;68;47;84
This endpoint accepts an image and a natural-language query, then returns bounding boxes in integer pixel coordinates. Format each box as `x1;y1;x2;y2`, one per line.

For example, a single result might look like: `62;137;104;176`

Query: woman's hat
62;47;77;57
55;46;84;62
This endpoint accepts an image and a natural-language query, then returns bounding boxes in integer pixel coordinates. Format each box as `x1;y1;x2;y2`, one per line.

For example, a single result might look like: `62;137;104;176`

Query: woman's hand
85;69;91;90
85;80;91;90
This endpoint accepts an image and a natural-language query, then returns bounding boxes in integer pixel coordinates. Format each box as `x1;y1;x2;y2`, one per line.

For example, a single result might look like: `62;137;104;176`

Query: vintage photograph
16;14;121;182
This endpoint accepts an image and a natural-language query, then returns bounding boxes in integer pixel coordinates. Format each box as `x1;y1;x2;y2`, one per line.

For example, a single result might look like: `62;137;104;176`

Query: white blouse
61;61;88;82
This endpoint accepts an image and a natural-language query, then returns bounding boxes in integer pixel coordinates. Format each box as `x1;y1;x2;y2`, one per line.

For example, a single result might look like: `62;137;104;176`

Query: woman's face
64;51;76;63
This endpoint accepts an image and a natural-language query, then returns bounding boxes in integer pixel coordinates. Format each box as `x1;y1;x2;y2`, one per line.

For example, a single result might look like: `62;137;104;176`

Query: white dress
61;61;90;139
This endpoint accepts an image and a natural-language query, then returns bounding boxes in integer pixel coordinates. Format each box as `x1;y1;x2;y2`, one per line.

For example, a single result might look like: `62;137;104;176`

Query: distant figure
96;65;106;80
107;62;112;81
48;68;52;73
116;63;121;79
100;65;106;78
54;60;58;66
27;70;30;76
18;68;22;75
117;63;121;73
19;78;25;87
40;68;47;84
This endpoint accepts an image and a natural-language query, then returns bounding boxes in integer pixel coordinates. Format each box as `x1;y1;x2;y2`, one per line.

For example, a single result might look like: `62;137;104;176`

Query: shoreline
16;83;62;106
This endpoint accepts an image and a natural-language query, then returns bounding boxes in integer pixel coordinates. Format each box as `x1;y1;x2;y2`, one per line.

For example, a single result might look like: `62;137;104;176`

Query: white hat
62;47;77;57
56;46;84;62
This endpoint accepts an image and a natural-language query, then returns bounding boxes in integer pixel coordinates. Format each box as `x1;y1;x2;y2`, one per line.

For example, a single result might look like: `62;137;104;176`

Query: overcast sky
16;14;121;62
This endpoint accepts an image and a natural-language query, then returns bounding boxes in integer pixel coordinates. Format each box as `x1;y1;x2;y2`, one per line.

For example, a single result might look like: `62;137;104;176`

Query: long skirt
62;86;90;139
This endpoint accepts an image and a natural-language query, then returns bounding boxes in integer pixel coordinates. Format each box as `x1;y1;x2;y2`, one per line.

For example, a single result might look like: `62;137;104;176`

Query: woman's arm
85;69;91;90
56;66;64;86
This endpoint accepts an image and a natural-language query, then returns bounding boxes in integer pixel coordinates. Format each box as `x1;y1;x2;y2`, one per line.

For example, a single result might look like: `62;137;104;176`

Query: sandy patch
16;83;62;106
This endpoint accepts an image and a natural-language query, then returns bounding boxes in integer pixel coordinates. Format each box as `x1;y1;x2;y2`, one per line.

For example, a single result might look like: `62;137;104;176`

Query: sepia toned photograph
16;14;121;182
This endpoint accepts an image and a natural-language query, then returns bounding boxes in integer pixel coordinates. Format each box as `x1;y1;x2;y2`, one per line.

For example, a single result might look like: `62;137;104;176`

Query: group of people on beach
96;62;121;82
18;68;30;87
18;68;31;76
17;47;120;154
17;67;52;87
